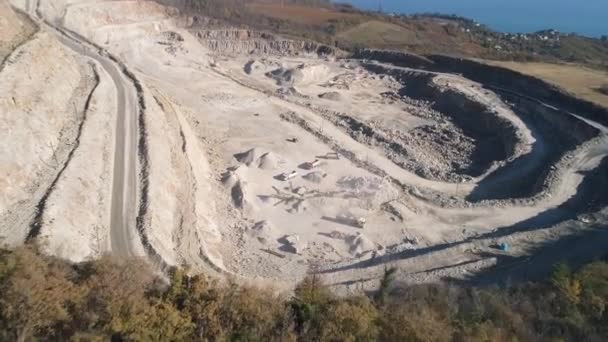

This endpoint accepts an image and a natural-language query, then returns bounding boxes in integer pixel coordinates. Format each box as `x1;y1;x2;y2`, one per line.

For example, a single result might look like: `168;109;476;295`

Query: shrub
1;246;608;340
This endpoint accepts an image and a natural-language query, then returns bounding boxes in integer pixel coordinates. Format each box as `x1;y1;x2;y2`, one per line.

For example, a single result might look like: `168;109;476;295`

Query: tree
291;274;332;338
2;246;608;340
75;256;156;339
379;298;453;341
178;274;224;339
142;301;193;341
375;266;397;305
320;297;379;341
0;246;79;341
552;263;582;305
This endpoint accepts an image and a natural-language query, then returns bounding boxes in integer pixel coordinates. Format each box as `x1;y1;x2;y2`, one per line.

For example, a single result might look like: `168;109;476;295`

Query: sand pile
221;166;247;188
297;64;332;85
222;167;255;212
266;67;303;86
248;220;277;244
231;183;256;215
347;233;375;256
287;200;308;214
257;152;281;170
318;91;342;101
221;166;252;210
303;171;325;183
221;172;239;188
160;31;184;42
244;60;263;74
280;234;307;254
234;148;283;169
276;86;305;97
337;176;383;191
231;180;248;209
234;148;264;166
267;64;332;86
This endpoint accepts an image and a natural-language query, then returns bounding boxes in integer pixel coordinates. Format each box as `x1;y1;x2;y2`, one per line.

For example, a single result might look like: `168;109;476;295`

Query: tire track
150;89;226;275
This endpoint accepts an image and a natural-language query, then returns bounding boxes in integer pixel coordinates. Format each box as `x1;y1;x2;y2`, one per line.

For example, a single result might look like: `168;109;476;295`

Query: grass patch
246;3;359;25
337;20;417;49
486;61;608;109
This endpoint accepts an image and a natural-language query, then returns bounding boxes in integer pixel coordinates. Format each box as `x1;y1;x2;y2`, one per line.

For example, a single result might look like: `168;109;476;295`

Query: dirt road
23;2;140;257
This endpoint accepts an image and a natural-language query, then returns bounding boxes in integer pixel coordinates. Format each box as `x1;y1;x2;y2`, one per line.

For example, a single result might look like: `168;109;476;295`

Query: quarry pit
1;0;607;292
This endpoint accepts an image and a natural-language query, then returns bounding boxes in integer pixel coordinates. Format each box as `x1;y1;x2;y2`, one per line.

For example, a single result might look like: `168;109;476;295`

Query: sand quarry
1;0;607;291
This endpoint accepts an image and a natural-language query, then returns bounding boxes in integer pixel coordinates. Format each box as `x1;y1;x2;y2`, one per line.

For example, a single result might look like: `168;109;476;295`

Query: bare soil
1;0;607;292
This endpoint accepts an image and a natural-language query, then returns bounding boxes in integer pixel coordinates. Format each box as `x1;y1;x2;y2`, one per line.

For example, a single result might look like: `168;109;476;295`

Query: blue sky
340;0;607;37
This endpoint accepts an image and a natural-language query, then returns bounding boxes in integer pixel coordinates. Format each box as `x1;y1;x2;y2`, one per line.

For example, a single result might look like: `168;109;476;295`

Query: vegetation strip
1;246;607;341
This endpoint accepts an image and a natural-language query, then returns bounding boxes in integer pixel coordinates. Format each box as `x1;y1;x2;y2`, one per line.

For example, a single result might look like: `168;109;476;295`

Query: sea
341;0;608;38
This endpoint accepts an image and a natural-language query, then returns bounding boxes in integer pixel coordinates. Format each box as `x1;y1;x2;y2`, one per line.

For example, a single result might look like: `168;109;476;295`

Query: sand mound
347;233;375;256
257;152;281;170
244;59;263;74
276;86;305;97
298;64;332;84
318;91;342;101
235;149;284;169
267;64;332;86
248;220;277;244
266;67;303;86
337;176;383;191
221;172;239;188
234;148;264;166
287;200;308;214
221;165;248;188
303;171;324;183
160;31;183;42
231;180;249;209
279;234;307;254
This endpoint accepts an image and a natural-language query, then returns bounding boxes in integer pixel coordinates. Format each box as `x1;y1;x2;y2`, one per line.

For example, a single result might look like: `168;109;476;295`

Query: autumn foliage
1;245;607;341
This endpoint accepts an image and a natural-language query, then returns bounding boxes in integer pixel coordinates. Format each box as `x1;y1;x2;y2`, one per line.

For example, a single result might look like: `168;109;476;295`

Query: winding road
23;1;140;257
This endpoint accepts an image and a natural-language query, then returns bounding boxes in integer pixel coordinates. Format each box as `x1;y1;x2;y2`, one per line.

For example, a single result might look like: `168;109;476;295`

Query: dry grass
337;20;417;48
486;61;608;109
336;19;486;55
246;3;358;25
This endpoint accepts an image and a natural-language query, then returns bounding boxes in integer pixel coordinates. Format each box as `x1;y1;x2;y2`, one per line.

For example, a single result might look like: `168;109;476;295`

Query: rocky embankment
352;49;434;69
362;63;522;179
354;49;608;126
353;51;606;202
194;29;338;56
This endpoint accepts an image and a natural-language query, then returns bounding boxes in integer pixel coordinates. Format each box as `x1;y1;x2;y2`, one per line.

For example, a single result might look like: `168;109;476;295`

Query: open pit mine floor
1;0;607;292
